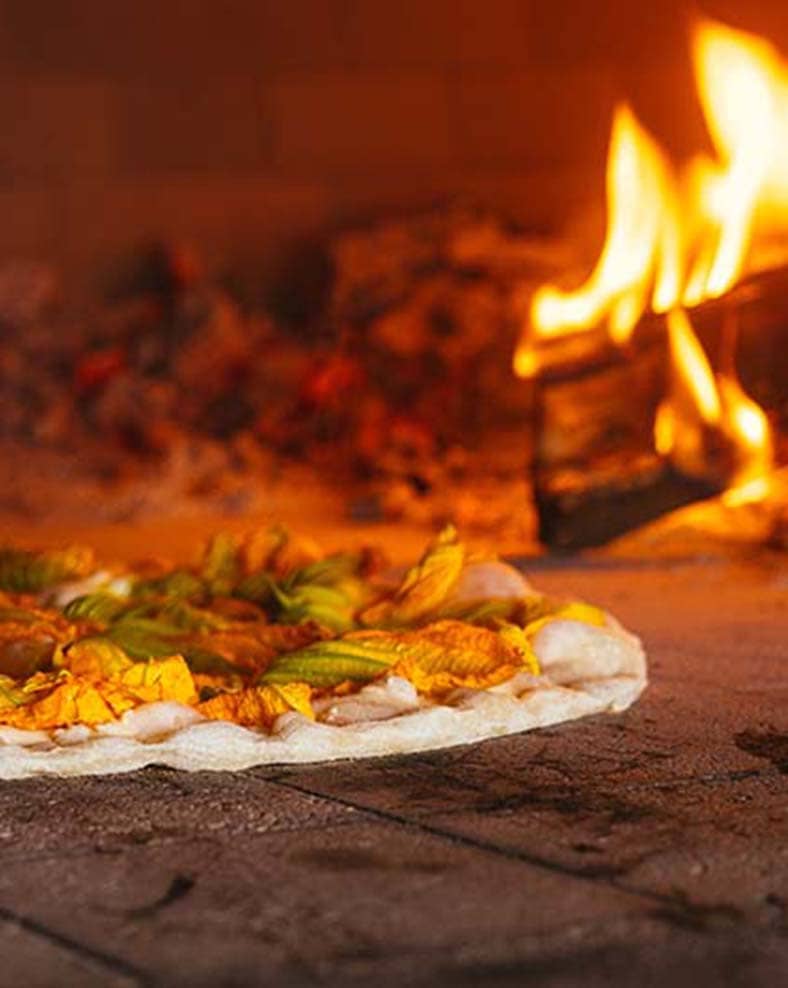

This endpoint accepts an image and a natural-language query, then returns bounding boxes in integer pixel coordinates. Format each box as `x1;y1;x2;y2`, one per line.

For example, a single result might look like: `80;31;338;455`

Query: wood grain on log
530;264;788;548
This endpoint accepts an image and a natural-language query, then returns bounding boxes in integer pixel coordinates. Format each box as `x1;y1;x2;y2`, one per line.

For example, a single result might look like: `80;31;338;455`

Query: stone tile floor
0;557;784;987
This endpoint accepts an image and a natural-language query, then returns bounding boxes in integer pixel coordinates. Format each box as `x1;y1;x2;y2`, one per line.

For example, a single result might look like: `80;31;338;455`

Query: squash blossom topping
0;529;605;733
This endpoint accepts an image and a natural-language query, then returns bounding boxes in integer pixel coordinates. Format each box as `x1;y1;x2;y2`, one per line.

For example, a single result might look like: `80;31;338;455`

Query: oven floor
0;554;784;986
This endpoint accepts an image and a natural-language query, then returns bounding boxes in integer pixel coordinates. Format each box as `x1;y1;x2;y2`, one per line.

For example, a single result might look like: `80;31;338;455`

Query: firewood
533;330;666;468
530;264;788;548
534;450;720;550
690;264;788;426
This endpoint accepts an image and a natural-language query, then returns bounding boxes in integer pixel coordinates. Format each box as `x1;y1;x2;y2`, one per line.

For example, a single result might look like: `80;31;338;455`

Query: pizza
0;526;646;778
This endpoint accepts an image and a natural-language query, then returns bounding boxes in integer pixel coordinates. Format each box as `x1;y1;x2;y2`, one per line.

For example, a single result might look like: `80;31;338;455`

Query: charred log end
535;453;720;550
530;323;700;550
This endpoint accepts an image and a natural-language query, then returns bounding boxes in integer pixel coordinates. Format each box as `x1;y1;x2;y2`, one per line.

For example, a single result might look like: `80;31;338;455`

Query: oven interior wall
0;1;786;304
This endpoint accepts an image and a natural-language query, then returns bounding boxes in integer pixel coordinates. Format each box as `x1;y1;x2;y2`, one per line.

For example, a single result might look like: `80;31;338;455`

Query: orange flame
666;309;721;426
518;17;778;496
657;311;774;493
528;105;681;348
684;20;780;303
718;376;774;493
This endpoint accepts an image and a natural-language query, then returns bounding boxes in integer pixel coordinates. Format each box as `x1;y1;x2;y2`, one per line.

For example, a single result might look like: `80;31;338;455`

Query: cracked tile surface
0;558;785;986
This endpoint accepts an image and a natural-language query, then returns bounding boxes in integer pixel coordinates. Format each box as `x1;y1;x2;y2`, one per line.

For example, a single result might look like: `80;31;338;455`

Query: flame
718;375;774;490
529;105;680;346
685;21;780;301
518;17;778;497
658;309;774;492
654;402;676;458
666;309;720;425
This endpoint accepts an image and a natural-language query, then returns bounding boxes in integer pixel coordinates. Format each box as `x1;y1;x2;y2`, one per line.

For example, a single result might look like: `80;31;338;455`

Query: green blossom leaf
200;534;240;595
260;638;398;688
63;593;129;625
0;547;94;593
360;526;465;629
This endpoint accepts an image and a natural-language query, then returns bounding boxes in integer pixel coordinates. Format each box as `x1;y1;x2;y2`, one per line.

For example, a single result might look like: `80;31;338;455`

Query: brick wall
0;0;786;302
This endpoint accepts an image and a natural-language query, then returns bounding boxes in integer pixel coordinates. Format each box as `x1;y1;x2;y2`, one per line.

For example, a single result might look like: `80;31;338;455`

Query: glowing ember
518;17;780;498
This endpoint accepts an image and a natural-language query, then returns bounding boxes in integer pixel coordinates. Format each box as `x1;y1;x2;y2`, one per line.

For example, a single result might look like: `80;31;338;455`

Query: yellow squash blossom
199;682;313;728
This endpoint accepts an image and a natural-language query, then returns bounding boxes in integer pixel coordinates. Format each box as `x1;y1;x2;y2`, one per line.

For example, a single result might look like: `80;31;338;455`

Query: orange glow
518;17;778;500
718;376;774;490
656;310;774;491
512;345;540;379
684;20;781;302
528;105;680;352
653;403;676;458
666;310;720;426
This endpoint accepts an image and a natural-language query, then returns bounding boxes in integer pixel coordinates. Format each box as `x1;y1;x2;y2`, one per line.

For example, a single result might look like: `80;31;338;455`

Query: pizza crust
0;612;646;779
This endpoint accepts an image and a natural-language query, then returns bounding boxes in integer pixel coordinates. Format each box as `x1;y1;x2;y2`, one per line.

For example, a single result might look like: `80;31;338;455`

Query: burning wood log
528;263;788;549
535;453;719;550
528;320;723;549
519;16;788;549
688;265;788;429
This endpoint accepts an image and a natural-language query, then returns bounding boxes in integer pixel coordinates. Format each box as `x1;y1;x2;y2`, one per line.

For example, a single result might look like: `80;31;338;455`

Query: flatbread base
0;621;646;779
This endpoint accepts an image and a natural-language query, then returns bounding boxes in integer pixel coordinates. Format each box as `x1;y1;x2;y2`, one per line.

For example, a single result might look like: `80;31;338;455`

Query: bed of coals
0;207;551;538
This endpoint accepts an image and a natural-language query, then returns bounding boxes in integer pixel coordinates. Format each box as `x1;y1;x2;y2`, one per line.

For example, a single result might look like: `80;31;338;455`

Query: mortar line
269;776;690;911
0;905;150;986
